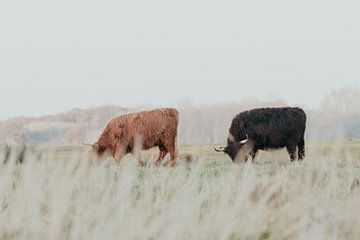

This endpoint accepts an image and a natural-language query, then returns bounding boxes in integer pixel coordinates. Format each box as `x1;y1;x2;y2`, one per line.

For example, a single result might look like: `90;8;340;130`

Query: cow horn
239;134;249;144
214;147;226;152
81;142;94;147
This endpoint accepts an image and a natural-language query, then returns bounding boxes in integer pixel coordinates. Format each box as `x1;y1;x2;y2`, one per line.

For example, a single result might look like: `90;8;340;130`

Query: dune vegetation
0;142;360;240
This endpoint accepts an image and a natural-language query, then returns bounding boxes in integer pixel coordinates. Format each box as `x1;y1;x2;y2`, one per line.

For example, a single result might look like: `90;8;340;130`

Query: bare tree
321;86;360;116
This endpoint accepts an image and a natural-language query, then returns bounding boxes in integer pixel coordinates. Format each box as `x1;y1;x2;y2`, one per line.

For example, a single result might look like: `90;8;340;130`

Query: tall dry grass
0;147;360;240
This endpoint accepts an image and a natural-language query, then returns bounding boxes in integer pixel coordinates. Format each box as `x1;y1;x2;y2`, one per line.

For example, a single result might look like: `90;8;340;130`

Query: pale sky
0;0;359;120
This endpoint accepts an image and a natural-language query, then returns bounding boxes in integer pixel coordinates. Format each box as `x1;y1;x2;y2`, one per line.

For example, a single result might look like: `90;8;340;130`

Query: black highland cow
215;107;306;162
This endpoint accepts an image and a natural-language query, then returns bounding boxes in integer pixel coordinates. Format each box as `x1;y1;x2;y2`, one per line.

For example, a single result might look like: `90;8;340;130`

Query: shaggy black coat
224;107;306;161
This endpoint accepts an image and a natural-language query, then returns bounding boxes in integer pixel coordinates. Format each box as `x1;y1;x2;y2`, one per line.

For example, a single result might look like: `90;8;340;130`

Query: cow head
93;143;109;157
214;136;249;162
82;142;111;160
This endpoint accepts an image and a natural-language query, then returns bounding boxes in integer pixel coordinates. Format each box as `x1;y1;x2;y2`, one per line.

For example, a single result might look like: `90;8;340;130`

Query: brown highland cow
84;108;179;166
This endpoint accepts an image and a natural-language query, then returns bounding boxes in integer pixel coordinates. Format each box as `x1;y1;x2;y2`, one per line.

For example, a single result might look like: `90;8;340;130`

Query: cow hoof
168;161;176;167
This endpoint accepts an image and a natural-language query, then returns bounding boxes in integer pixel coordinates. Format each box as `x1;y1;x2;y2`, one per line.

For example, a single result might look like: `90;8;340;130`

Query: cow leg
164;139;177;167
133;151;144;166
131;149;144;166
250;148;258;161
155;145;167;166
112;147;126;164
286;145;297;162
161;132;177;167
137;156;144;167
298;138;305;161
168;149;177;167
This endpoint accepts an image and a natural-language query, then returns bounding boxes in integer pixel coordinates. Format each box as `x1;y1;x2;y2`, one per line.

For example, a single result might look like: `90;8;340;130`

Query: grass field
1;141;360;240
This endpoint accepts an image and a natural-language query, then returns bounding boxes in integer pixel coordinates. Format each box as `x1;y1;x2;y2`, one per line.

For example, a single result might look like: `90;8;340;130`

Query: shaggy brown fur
93;108;179;166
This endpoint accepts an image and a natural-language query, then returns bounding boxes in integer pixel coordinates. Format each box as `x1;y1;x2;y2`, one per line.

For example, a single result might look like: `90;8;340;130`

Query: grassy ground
0;141;360;240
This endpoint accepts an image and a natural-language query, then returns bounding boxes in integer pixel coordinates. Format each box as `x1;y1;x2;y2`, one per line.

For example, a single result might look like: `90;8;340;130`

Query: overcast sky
0;0;359;120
